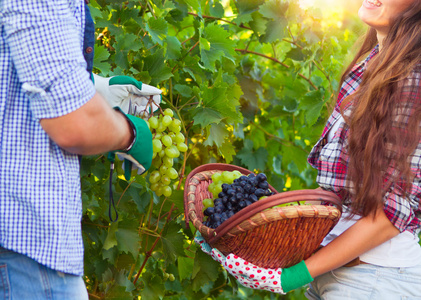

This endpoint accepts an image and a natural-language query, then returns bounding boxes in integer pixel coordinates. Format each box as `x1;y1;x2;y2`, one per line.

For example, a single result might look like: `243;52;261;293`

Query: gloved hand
92;74;161;117
194;233;313;294
109;107;153;180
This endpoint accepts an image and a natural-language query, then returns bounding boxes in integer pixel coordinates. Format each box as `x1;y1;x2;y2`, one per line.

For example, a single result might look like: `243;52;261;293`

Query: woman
196;0;421;298
304;0;421;298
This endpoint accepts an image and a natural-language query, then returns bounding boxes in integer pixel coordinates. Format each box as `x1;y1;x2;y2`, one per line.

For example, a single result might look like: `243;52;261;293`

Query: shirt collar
362;44;380;67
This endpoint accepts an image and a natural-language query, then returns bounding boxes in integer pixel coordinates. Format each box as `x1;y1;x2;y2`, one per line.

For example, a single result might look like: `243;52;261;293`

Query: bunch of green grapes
207;170;243;198
146;108;187;197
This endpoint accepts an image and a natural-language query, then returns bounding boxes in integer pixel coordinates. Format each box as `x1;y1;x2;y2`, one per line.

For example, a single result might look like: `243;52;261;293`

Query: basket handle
208;189;342;245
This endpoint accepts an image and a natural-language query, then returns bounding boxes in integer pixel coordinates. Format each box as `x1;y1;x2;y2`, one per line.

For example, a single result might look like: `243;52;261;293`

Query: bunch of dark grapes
203;172;273;229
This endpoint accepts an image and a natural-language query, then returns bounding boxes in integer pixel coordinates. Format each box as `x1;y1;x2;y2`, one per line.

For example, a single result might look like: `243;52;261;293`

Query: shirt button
85;47;93;54
319;156;326;161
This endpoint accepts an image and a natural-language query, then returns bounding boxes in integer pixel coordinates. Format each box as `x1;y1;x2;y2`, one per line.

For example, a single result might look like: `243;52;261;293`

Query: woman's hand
194;233;313;294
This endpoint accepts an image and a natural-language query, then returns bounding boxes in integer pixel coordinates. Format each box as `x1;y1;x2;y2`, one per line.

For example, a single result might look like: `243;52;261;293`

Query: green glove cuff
124;114;153;169
109;76;143;90
111;107;153;180
281;260;313;293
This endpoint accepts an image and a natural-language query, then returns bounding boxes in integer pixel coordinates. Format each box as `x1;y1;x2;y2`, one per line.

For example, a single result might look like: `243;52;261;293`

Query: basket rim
184;164;343;244
208;189;341;244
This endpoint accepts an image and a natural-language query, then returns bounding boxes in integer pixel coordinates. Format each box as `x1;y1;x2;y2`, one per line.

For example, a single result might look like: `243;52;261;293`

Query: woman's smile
359;0;414;43
364;0;383;8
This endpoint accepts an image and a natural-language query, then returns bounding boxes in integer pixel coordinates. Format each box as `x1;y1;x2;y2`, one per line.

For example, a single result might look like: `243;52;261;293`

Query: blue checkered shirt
0;0;96;275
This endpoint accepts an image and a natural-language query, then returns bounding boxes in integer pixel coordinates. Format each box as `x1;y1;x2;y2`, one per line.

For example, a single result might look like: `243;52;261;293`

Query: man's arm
40;92;133;155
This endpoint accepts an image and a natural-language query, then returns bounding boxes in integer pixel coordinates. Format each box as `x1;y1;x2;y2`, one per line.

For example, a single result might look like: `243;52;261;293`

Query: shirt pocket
318;140;348;169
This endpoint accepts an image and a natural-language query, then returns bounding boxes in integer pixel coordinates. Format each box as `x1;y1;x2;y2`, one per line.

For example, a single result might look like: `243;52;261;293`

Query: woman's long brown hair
341;1;421;217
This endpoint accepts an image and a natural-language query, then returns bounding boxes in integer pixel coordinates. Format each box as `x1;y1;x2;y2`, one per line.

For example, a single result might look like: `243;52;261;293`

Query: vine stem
187;12;251;29
312;59;334;94
82;222;109;229
116;180;133;206
88;293;101;300
133;203;175;285
187;11;318;90
154;197;167;231
235;48;318;90
282;38;303;49
127;256;137;281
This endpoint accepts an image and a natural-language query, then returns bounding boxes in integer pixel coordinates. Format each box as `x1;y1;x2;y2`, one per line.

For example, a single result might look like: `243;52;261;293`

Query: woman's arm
304;207;399;278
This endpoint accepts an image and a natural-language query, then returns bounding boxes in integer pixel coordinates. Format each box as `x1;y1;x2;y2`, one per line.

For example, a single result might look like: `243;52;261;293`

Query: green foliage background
82;0;365;299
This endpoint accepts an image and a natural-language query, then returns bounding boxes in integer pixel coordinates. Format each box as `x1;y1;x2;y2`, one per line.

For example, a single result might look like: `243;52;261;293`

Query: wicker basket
184;163;342;269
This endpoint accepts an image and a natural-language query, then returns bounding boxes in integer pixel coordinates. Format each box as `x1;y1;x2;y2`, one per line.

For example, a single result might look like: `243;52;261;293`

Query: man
0;0;159;297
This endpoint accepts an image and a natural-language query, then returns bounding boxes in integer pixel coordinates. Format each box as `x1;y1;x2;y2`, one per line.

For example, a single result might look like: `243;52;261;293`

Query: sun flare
299;0;362;28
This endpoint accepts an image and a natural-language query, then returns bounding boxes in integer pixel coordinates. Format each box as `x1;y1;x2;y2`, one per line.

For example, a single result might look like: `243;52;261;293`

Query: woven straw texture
184;163;342;268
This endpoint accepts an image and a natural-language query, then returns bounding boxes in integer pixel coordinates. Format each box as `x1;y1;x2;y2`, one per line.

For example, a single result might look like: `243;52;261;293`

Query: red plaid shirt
308;46;421;235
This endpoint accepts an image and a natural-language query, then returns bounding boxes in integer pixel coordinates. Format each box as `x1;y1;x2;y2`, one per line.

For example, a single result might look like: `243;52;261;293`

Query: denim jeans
305;263;421;300
0;247;88;300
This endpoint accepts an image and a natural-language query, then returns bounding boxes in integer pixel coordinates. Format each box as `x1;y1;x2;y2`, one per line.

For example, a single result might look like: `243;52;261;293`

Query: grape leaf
219;139;237;163
286;47;307;61
165;36;182;59
174;84;193;97
192;250;220;292
140;49;173;85
259;0;289;19
178;256;194;281
145;17;168;46
184;0;202;16
260;18;287;43
299;90;324;126
200;24;237;70
209;1;224;18
272;154;283;175
203;123;229;148
167;189;185;212
161;221;186;263
201;86;242;123
236;0;265;14
115;227;140;258
281;145;309;173
141;274;165;300
237;139;268;171
103;221;118;250
192;107;223;127
249;11;267;36
93;45;111;75
114;33;142;69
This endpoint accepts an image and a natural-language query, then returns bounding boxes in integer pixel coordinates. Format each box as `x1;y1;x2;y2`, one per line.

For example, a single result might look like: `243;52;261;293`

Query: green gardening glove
109;107;153;180
222;255;313;293
194;233;313;294
93;74;161;117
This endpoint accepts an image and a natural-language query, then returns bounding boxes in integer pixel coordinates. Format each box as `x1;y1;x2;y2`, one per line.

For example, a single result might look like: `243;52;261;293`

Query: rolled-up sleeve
384;186;420;233
384;66;421;234
384;143;421;234
1;0;95;120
